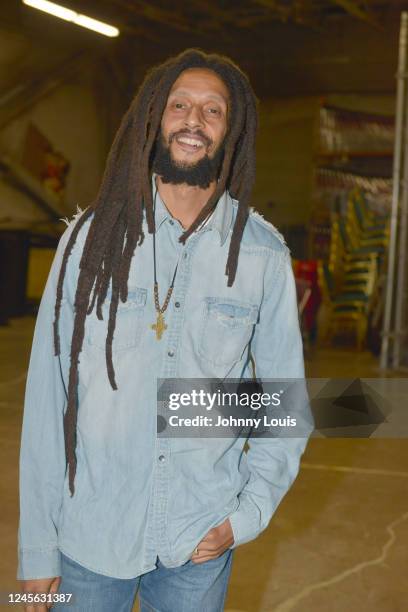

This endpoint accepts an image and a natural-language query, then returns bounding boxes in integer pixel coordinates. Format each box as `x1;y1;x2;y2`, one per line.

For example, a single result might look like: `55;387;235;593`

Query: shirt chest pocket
198;297;259;367
87;287;147;351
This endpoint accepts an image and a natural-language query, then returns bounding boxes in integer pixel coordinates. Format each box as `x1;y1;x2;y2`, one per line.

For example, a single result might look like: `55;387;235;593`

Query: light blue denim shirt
17;176;311;580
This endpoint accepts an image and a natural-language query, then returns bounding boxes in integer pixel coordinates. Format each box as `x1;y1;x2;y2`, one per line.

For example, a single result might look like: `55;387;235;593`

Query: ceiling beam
330;0;381;27
0;52;88;130
251;0;322;27
109;0;200;34
188;1;269;29
252;0;291;22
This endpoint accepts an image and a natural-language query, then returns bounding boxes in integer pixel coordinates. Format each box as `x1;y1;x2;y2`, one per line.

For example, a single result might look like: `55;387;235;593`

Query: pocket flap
205;298;259;327
103;286;147;310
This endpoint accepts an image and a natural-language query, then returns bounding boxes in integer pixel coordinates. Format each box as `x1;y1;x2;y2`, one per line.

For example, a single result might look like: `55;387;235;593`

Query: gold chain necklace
150;187;179;340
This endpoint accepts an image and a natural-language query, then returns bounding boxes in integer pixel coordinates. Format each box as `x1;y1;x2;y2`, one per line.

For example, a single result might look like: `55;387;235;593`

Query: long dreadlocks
53;48;259;496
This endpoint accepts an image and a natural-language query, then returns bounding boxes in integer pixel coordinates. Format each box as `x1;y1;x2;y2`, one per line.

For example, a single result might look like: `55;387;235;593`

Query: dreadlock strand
80;118;133;265
224;78;258;285
225;200;250;286
54;206;94;356
117;67;171;299
94;199;128;317
105;215;127;389
87;257;107;316
96;248;115;320
80;85;149;268
64;268;96;496
65;204;129;489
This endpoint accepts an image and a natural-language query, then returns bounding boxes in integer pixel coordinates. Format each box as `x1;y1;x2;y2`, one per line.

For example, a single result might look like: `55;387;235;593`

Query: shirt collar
150;173;233;246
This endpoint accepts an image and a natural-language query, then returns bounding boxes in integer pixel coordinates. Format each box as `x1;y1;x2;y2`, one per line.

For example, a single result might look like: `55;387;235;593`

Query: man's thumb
46;577;61;609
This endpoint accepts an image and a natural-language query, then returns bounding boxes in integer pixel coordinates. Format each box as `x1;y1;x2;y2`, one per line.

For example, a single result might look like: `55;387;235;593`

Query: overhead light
22;0;120;37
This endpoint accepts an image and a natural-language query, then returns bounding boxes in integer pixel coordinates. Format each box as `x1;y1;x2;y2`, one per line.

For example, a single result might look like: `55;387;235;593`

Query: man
18;49;311;611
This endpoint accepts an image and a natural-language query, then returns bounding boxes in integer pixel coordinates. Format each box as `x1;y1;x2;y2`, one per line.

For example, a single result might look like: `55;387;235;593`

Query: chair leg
317;304;332;346
326;314;336;347
356;316;367;350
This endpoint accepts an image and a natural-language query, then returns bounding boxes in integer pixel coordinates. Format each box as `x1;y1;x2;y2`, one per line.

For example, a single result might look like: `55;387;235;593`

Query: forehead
168;68;229;103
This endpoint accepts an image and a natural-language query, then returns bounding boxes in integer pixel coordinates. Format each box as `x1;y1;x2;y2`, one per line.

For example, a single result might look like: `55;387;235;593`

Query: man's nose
184;105;204;128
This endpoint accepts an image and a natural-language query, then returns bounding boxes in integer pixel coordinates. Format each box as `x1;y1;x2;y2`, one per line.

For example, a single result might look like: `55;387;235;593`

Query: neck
154;175;217;230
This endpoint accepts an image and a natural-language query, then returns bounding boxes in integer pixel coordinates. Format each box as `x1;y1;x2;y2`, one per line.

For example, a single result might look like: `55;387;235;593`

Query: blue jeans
52;550;233;611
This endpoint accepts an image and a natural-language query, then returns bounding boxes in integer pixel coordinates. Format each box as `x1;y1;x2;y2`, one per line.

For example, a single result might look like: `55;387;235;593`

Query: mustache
168;129;213;148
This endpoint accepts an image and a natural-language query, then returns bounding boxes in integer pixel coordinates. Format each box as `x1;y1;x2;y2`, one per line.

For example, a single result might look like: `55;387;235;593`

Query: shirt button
183;252;188;259
175;302;180;308
167;350;174;357
158;454;165;462
169;219;174;225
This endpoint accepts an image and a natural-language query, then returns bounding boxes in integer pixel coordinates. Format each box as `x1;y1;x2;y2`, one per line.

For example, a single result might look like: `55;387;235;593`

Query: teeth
178;137;204;148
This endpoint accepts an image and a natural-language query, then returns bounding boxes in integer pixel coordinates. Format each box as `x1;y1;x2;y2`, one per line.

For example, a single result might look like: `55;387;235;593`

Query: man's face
161;67;229;166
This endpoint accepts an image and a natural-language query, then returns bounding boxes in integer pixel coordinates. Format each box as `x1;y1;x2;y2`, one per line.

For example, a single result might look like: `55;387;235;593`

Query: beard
151;130;225;189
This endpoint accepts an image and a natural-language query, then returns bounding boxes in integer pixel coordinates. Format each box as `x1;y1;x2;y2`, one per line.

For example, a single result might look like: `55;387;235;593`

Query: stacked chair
317;188;389;349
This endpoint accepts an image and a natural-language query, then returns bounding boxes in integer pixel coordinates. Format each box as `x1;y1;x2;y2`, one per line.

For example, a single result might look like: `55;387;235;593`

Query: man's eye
174;102;185;109
207;108;221;115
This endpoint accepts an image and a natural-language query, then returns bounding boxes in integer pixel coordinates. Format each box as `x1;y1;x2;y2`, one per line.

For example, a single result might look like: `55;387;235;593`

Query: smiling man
17;49;311;612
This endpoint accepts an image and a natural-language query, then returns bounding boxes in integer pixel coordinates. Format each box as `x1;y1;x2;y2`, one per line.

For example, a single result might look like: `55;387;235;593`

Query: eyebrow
169;88;228;106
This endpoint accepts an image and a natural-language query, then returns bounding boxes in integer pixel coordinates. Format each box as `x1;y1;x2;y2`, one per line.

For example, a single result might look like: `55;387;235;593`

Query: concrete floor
1;317;407;611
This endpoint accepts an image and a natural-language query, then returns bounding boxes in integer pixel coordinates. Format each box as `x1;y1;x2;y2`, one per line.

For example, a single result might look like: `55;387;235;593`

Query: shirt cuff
227;494;262;549
17;547;61;580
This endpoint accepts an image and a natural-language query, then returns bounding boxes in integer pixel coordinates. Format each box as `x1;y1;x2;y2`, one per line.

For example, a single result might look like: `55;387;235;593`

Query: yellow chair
350;188;388;233
345;191;389;250
327;254;377;349
316;260;334;345
317;187;388;349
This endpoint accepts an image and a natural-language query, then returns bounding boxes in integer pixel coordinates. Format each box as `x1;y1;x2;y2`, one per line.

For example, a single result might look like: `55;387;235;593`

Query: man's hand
21;576;61;611
191;518;234;564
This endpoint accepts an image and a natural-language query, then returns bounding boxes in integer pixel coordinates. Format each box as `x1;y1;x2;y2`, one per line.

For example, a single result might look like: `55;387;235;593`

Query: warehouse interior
1;1;408;610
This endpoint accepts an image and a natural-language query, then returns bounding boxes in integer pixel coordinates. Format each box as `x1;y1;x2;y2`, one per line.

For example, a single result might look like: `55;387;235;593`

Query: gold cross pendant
151;311;167;340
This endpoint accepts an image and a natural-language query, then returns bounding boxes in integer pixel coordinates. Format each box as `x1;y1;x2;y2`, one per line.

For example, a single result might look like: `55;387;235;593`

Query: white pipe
380;11;408;369
393;42;408;367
